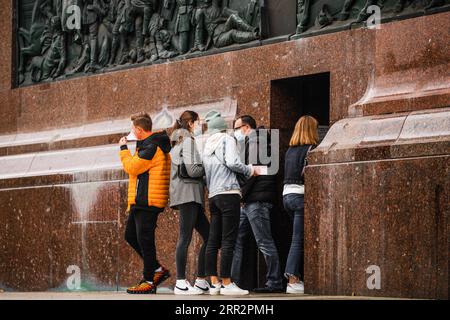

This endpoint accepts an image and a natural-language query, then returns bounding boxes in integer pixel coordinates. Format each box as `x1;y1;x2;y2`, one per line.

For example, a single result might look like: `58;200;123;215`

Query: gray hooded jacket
202;132;252;199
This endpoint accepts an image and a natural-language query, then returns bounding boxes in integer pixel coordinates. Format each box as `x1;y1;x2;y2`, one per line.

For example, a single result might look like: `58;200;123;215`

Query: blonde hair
289;115;319;146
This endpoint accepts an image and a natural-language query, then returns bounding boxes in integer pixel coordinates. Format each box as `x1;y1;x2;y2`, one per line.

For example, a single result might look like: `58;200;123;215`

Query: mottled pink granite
0;1;448;299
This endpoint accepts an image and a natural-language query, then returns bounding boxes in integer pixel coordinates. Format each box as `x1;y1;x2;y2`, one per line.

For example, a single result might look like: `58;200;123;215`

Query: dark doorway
236;73;330;291
263;72;330;288
271;72;330;132
270;72;330;170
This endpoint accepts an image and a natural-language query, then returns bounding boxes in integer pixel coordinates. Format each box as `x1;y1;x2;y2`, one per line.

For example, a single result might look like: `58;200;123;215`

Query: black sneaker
252;286;285;294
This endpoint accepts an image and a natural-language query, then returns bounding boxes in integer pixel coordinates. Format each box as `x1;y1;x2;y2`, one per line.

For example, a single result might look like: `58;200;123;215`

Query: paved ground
0;290;404;300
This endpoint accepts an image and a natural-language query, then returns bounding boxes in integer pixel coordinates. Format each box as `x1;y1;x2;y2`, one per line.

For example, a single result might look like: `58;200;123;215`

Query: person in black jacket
283;115;319;294
230;115;284;293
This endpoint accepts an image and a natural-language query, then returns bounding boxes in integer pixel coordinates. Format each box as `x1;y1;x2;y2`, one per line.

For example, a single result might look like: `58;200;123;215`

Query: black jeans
176;202;210;279
283;194;305;279
124;205;163;282
205;194;241;279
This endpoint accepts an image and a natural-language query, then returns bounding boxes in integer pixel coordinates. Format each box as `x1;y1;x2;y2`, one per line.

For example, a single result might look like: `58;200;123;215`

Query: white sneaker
220;282;249;296
286;282;304;294
174;280;203;295
194;279;211;295
209;282;222;295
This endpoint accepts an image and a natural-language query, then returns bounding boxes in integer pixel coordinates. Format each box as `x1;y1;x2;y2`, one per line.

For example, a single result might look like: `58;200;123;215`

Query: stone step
0;98;239;157
309;107;450;165
0;119;133;188
0;119;131;157
0;144;130;188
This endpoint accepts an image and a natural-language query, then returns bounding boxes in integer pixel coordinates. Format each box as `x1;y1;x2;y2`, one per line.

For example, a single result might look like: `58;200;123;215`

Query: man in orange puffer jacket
119;112;172;294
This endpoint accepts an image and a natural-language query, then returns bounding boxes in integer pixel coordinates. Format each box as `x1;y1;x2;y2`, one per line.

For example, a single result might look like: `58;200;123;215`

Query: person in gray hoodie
169;110;210;295
201;110;258;296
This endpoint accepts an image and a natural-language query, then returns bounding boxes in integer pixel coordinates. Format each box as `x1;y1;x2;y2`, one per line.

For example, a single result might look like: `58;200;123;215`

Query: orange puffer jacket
120;131;172;210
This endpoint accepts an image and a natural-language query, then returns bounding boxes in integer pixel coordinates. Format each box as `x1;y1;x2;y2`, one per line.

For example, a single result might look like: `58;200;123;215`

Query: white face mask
193;122;202;137
127;130;138;141
234;129;246;142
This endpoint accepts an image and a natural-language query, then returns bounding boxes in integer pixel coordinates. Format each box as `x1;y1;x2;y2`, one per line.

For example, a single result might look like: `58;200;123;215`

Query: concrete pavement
0;291;406;300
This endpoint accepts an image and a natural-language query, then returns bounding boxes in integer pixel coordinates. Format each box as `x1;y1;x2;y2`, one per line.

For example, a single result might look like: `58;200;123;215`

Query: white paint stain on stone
69;183;101;222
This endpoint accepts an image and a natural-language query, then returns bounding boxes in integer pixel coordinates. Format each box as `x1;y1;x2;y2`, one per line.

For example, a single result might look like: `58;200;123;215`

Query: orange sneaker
153;266;170;286
126;280;157;294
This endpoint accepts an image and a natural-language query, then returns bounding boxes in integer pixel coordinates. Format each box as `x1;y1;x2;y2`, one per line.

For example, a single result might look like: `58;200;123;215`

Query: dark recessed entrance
240;73;330;290
268;72;330;288
238;73;331;290
271;72;331;139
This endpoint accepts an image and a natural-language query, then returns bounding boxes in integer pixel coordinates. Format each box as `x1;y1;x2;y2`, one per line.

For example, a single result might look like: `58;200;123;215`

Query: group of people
119;110;319;295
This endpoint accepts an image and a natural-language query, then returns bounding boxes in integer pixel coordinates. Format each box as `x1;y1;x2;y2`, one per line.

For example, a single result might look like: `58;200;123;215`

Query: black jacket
283;144;314;185
240;128;277;204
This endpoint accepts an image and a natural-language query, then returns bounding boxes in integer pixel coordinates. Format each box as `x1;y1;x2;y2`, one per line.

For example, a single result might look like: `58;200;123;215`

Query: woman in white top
282;115;319;294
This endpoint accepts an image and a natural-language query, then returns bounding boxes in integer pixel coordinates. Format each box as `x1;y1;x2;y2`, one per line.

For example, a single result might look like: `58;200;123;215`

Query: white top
283;184;304;196
218;190;242;197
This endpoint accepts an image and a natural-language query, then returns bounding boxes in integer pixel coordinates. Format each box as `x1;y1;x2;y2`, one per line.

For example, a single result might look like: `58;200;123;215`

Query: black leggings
124;206;162;282
205;194;241;278
176;202;210;279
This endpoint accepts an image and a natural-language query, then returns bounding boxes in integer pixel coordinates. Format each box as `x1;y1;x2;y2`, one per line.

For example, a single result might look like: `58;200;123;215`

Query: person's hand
119;136;128;146
250;165;261;177
253;166;261;176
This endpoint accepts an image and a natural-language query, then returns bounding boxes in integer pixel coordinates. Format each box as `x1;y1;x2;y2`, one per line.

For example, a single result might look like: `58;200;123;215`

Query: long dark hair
170;110;199;146
174;110;199;131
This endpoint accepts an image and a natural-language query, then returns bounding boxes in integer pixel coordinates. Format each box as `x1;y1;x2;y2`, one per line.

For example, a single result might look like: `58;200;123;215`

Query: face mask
193;125;202;137
193;122;202;136
234;129;246;142
127;131;138;141
128;125;141;141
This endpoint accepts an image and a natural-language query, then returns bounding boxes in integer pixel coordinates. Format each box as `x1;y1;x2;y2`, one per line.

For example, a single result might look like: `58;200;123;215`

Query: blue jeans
231;201;282;289
283;194;305;279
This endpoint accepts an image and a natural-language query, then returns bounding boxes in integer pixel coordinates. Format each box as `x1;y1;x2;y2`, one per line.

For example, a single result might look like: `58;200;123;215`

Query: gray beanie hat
205;110;228;134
